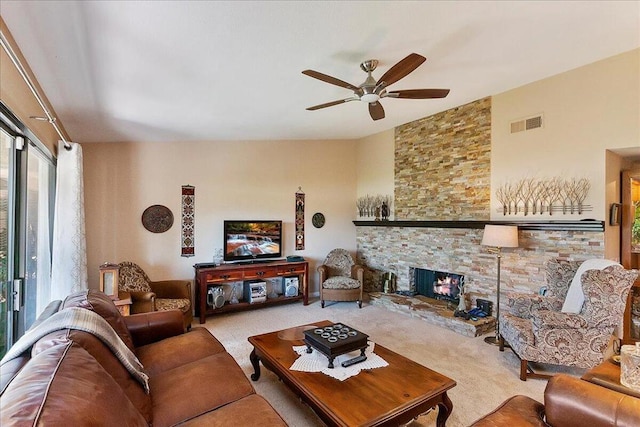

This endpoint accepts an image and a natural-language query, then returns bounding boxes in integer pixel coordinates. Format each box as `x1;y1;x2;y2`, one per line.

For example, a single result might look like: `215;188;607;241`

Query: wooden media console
194;260;309;323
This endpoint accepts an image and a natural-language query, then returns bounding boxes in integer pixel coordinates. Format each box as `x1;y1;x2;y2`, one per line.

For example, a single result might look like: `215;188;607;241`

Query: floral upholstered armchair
118;261;193;330
318;249;364;308
499;258;638;380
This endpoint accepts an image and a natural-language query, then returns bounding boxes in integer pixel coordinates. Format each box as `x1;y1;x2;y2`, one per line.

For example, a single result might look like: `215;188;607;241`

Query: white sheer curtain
51;141;87;300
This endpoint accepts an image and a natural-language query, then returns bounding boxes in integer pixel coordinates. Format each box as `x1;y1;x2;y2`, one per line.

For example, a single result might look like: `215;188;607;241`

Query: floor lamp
481;225;519;346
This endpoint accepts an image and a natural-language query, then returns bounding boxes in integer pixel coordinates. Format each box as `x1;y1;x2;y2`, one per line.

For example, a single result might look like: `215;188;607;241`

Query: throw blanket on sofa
0;307;149;393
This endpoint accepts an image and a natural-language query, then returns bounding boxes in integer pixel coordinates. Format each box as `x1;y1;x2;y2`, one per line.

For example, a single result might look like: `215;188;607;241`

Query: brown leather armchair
318;248;364;308
470;373;640;426
118;261;192;330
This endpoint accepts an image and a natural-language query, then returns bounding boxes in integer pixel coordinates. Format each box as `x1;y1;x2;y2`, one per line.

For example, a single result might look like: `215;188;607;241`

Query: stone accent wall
394;97;491;220
361;96;607;314
357;226;604;306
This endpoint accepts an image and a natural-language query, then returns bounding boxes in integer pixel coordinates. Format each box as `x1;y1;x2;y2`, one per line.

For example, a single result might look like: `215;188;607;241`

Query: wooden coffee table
248;320;456;427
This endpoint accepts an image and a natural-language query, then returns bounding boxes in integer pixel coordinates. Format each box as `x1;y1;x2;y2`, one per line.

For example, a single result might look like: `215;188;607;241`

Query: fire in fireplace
411;267;465;303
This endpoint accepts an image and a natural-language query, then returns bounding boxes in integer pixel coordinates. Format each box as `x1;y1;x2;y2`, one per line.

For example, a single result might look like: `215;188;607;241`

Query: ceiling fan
302;53;449;121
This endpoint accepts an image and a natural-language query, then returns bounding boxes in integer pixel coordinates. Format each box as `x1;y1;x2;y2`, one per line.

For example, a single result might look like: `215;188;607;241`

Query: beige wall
83;139;358;294
491;48;640;221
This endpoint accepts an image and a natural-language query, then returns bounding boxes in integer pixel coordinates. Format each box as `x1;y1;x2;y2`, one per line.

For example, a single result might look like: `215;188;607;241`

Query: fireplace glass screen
413;268;464;303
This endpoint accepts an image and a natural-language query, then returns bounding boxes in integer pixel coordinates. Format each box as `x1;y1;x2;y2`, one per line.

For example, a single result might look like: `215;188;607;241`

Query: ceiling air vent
510;114;543;134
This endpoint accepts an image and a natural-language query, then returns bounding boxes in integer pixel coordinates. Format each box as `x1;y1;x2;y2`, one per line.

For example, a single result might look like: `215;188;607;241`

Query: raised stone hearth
369;292;495;338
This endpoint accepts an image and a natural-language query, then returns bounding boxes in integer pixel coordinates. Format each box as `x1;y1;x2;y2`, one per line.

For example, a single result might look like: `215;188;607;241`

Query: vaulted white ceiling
2;1;639;143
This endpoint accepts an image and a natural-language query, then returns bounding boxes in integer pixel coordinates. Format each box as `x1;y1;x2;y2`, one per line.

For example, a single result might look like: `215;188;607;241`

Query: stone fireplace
357;223;605;310
357;97;606;334
363;222;605;337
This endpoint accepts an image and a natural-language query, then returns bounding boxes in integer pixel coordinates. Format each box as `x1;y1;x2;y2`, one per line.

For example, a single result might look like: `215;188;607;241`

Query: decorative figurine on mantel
381;201;389;221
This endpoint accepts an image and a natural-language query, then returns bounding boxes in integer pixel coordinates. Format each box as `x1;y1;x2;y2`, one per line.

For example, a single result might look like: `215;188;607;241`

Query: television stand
194;260;308;323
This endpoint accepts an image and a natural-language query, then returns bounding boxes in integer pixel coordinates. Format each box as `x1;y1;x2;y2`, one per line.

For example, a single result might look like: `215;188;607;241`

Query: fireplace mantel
353;220;604;232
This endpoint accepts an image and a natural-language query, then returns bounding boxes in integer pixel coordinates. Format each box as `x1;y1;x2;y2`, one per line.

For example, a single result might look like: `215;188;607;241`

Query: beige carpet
202;299;580;426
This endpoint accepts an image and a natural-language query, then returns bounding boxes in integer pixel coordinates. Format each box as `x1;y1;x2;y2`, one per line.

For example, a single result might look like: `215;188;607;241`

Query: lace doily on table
290;342;388;381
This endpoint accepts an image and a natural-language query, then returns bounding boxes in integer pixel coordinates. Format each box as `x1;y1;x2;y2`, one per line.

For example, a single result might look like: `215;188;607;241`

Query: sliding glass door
0;111;55;357
0;128;12;357
22;142;53;331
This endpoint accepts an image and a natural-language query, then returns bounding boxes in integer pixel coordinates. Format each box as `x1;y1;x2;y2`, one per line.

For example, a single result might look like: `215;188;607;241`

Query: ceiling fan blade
306;99;350;111
369;102;385;121
385;89;450;99
377;53;426;89
302;70;359;91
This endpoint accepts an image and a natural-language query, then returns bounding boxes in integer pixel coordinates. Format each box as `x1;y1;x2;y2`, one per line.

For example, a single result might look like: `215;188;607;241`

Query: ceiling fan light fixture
302;53;449;120
360;93;380;104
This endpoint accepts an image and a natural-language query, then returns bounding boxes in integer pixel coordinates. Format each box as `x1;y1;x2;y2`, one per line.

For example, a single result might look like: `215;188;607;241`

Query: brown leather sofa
470;373;640;427
1;290;286;426
581;358;640;399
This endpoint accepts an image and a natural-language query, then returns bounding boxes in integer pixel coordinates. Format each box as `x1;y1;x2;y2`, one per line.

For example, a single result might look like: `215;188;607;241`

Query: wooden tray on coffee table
303;323;368;368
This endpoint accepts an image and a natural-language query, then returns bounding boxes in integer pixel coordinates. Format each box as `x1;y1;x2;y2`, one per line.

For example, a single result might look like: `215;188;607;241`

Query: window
0;105;55;357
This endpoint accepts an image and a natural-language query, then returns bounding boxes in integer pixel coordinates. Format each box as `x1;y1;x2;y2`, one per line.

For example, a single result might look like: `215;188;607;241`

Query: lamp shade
481;225;519;248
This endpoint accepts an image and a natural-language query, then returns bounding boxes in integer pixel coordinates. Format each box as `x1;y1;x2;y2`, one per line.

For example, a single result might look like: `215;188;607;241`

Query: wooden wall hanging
295;187;305;250
181;185;195;257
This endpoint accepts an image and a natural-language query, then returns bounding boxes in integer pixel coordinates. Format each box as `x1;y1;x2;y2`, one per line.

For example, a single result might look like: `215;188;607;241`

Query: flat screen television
223;220;282;262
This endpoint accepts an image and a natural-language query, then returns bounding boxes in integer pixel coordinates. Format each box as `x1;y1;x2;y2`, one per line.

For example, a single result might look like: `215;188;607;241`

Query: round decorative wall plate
142;205;174;233
312;212;325;228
